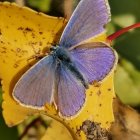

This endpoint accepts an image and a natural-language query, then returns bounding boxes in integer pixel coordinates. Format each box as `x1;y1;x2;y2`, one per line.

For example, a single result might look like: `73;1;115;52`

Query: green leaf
27;0;51;12
0;111;18;140
0;87;2;105
114;59;140;106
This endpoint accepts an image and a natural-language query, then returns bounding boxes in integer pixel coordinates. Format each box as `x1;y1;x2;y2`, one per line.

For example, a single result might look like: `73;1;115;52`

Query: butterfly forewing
59;0;110;48
13;56;56;108
56;63;86;117
70;42;117;84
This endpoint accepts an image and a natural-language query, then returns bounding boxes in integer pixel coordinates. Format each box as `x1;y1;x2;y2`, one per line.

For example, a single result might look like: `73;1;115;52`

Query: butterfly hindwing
13;55;56;108
59;0;110;48
70;42;117;83
56;63;86;117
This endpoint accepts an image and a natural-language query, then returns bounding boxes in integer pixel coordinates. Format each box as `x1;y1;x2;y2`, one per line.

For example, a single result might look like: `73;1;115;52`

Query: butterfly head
50;46;58;52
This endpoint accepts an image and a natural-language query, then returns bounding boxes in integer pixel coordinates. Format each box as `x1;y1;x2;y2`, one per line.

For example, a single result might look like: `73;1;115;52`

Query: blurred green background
0;0;140;139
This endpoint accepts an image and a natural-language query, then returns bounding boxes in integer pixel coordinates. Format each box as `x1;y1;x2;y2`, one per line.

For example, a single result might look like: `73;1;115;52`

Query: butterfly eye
50;47;55;52
50;46;58;54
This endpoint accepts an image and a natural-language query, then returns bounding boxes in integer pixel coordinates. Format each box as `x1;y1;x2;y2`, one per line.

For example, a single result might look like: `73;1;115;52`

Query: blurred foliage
109;0;140;70
115;59;140;106
0;86;2;105
108;0;140;107
27;0;51;12
0;111;18;140
109;0;140;21
0;87;18;140
18;116;50;140
114;30;140;70
26;0;64;17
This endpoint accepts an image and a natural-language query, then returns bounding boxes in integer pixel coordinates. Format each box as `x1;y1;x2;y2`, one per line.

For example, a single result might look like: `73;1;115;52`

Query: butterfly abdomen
67;63;89;89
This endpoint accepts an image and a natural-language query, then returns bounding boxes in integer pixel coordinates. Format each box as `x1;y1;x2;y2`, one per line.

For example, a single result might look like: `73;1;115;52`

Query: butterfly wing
13;55;56;108
70;42;117;83
55;63;86;117
59;0;110;48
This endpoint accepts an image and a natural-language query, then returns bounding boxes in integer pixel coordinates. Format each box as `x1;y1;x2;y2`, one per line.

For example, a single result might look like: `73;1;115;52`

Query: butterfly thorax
51;46;88;88
52;46;71;62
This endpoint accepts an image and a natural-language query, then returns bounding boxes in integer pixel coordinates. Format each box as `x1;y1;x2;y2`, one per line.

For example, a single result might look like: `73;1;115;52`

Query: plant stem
107;22;140;43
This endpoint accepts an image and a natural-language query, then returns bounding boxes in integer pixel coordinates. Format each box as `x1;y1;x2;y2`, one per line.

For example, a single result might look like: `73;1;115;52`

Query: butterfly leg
27;46;48;63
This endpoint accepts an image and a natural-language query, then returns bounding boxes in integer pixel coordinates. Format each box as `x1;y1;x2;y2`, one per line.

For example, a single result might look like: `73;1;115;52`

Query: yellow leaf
41;117;73;140
0;2;117;140
0;2;66;126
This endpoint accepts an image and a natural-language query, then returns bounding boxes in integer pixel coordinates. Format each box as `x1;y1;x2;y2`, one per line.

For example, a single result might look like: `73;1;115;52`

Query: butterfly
12;0;117;118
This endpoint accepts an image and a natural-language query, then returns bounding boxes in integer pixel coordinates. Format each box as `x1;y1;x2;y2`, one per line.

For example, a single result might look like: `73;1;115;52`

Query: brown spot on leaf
10;49;14;52
17;27;34;37
89;93;92;96
2;60;5;63
25;27;33;32
0;41;4;44
2;47;6;50
108;88;111;91
80;120;109;140
17;27;24;30
106;121;109;124
13;63;19;68
92;80;101;87
31;33;35;38
28;41;38;46
1;50;6;53
39;31;43;35
16;48;21;53
39;42;43;46
97;90;101;96
0;29;2;35
0;47;7;53
4;5;8;8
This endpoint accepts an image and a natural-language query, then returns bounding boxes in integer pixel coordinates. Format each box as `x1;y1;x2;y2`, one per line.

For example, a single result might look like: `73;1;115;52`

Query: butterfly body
52;46;88;89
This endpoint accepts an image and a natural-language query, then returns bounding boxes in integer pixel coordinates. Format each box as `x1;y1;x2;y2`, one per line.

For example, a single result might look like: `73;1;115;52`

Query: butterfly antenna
107;22;140;43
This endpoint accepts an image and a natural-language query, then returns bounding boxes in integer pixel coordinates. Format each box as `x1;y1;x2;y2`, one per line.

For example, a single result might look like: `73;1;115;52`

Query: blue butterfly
13;0;117;117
